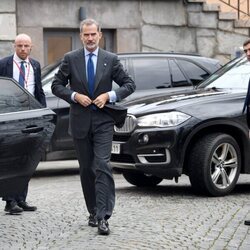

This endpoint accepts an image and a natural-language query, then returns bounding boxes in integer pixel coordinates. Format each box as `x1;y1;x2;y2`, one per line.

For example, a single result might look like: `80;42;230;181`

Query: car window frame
0;77;43;115
168;58;192;87
176;58;210;85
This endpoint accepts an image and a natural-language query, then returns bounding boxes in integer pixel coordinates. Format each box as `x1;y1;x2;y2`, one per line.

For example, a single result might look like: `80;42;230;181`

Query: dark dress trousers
51;48;135;220
0;55;46;202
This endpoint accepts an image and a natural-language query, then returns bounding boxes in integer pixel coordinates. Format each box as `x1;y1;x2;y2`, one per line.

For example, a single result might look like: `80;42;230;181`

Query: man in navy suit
243;38;250;226
52;19;135;235
0;33;46;214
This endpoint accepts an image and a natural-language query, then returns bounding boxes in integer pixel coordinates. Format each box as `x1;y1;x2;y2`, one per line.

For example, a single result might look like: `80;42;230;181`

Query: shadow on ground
115;182;250;197
33;168;79;177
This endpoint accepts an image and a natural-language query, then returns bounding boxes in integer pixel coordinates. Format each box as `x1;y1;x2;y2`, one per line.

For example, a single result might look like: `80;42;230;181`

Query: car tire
123;171;163;187
188;133;241;197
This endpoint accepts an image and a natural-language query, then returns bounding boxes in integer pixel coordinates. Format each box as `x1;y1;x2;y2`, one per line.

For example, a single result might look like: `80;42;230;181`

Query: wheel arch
182;122;250;175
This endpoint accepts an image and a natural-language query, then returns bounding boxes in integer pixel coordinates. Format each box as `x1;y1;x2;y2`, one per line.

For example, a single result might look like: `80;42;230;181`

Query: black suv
0;77;56;197
111;56;250;197
112;52;221;91
42;52;221;160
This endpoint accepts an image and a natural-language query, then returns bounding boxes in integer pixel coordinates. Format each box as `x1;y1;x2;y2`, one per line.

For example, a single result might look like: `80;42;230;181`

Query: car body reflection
0;77;56;197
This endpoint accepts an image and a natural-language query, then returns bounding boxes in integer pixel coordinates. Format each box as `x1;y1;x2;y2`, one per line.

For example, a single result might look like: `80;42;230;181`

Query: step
207;0;250;20
219;11;237;20
203;3;221;12
187;0;206;2
235;19;250;28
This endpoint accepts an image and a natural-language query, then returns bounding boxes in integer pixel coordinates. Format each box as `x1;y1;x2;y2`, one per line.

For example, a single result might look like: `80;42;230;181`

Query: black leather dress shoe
4;201;23;214
98;219;110;235
244;220;250;226
88;214;98;227
18;201;37;211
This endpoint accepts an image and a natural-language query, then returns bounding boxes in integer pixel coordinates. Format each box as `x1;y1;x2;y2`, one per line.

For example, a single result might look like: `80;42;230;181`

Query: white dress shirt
13;53;35;96
71;48;117;102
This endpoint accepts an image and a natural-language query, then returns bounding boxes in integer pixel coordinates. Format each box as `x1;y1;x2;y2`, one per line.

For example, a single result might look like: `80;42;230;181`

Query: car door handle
22;126;44;134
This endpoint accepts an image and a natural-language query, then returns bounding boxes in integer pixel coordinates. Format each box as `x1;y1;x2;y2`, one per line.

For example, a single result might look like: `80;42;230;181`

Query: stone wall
0;0;249;66
0;0;16;57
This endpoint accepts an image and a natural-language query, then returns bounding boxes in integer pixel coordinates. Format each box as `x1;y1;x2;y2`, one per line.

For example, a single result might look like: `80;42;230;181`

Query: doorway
44;29;115;66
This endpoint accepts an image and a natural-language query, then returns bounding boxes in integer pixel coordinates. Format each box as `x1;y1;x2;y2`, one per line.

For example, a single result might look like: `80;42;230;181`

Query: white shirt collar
84;48;99;57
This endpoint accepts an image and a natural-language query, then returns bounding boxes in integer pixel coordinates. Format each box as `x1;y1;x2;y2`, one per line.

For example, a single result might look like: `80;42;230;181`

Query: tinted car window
0;78;41;114
178;59;209;84
169;60;189;87
131;58;171;89
201;58;249;89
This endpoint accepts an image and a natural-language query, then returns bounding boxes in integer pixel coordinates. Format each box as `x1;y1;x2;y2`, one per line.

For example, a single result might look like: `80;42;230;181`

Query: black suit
52;48;135;220
243;78;250;128
0;55;46;107
0;54;46;202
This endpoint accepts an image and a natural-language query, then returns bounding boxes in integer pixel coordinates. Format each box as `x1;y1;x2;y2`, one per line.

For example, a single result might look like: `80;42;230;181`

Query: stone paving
1;160;250;250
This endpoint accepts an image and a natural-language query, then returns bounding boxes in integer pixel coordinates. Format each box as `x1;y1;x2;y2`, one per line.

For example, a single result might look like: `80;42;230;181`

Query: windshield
41;60;61;77
41;60;61;86
198;56;250;90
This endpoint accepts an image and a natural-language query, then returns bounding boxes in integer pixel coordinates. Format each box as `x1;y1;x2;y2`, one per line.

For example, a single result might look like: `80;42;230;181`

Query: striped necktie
18;61;25;87
87;53;95;97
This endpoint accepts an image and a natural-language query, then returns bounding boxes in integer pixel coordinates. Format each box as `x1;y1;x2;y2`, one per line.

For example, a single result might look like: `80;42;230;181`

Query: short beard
86;43;97;51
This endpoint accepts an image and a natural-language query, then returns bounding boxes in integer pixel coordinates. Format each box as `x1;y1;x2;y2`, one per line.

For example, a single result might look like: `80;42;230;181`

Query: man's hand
93;93;109;108
74;93;92;107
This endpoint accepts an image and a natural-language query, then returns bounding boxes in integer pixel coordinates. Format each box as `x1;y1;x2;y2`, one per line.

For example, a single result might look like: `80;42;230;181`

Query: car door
0;77;56;197
51;97;73;151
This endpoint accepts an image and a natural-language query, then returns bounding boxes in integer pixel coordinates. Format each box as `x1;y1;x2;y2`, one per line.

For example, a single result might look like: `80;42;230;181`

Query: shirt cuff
108;91;117;103
71;92;77;103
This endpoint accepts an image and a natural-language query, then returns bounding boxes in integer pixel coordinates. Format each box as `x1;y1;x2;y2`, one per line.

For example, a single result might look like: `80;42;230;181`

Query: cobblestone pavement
1;160;250;250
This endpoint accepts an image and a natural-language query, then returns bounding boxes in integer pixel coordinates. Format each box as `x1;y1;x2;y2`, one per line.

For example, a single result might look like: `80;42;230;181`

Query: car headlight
137;111;191;127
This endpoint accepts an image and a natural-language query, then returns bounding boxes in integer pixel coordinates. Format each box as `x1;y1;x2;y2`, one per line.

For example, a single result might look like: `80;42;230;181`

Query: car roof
117;52;221;72
118;52;201;57
117;52;216;60
41;52;221;77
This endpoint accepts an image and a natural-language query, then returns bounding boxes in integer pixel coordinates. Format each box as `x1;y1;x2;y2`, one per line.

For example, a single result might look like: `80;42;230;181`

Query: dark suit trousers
73;109;115;221
2;184;28;202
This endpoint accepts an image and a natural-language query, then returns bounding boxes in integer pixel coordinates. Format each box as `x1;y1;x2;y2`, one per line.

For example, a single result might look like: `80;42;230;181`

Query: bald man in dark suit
0;33;46;214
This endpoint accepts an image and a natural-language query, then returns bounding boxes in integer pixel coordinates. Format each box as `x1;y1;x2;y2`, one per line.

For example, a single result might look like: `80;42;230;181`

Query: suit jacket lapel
75;48;108;95
75;48;88;91
29;59;38;79
94;49;107;92
6;56;13;77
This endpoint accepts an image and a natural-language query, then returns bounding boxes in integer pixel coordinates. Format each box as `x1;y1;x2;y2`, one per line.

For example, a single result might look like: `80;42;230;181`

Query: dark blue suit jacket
0;55;46;107
52;48;135;138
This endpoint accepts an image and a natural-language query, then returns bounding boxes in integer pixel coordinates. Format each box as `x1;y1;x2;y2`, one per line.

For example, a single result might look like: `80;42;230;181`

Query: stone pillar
0;0;17;58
